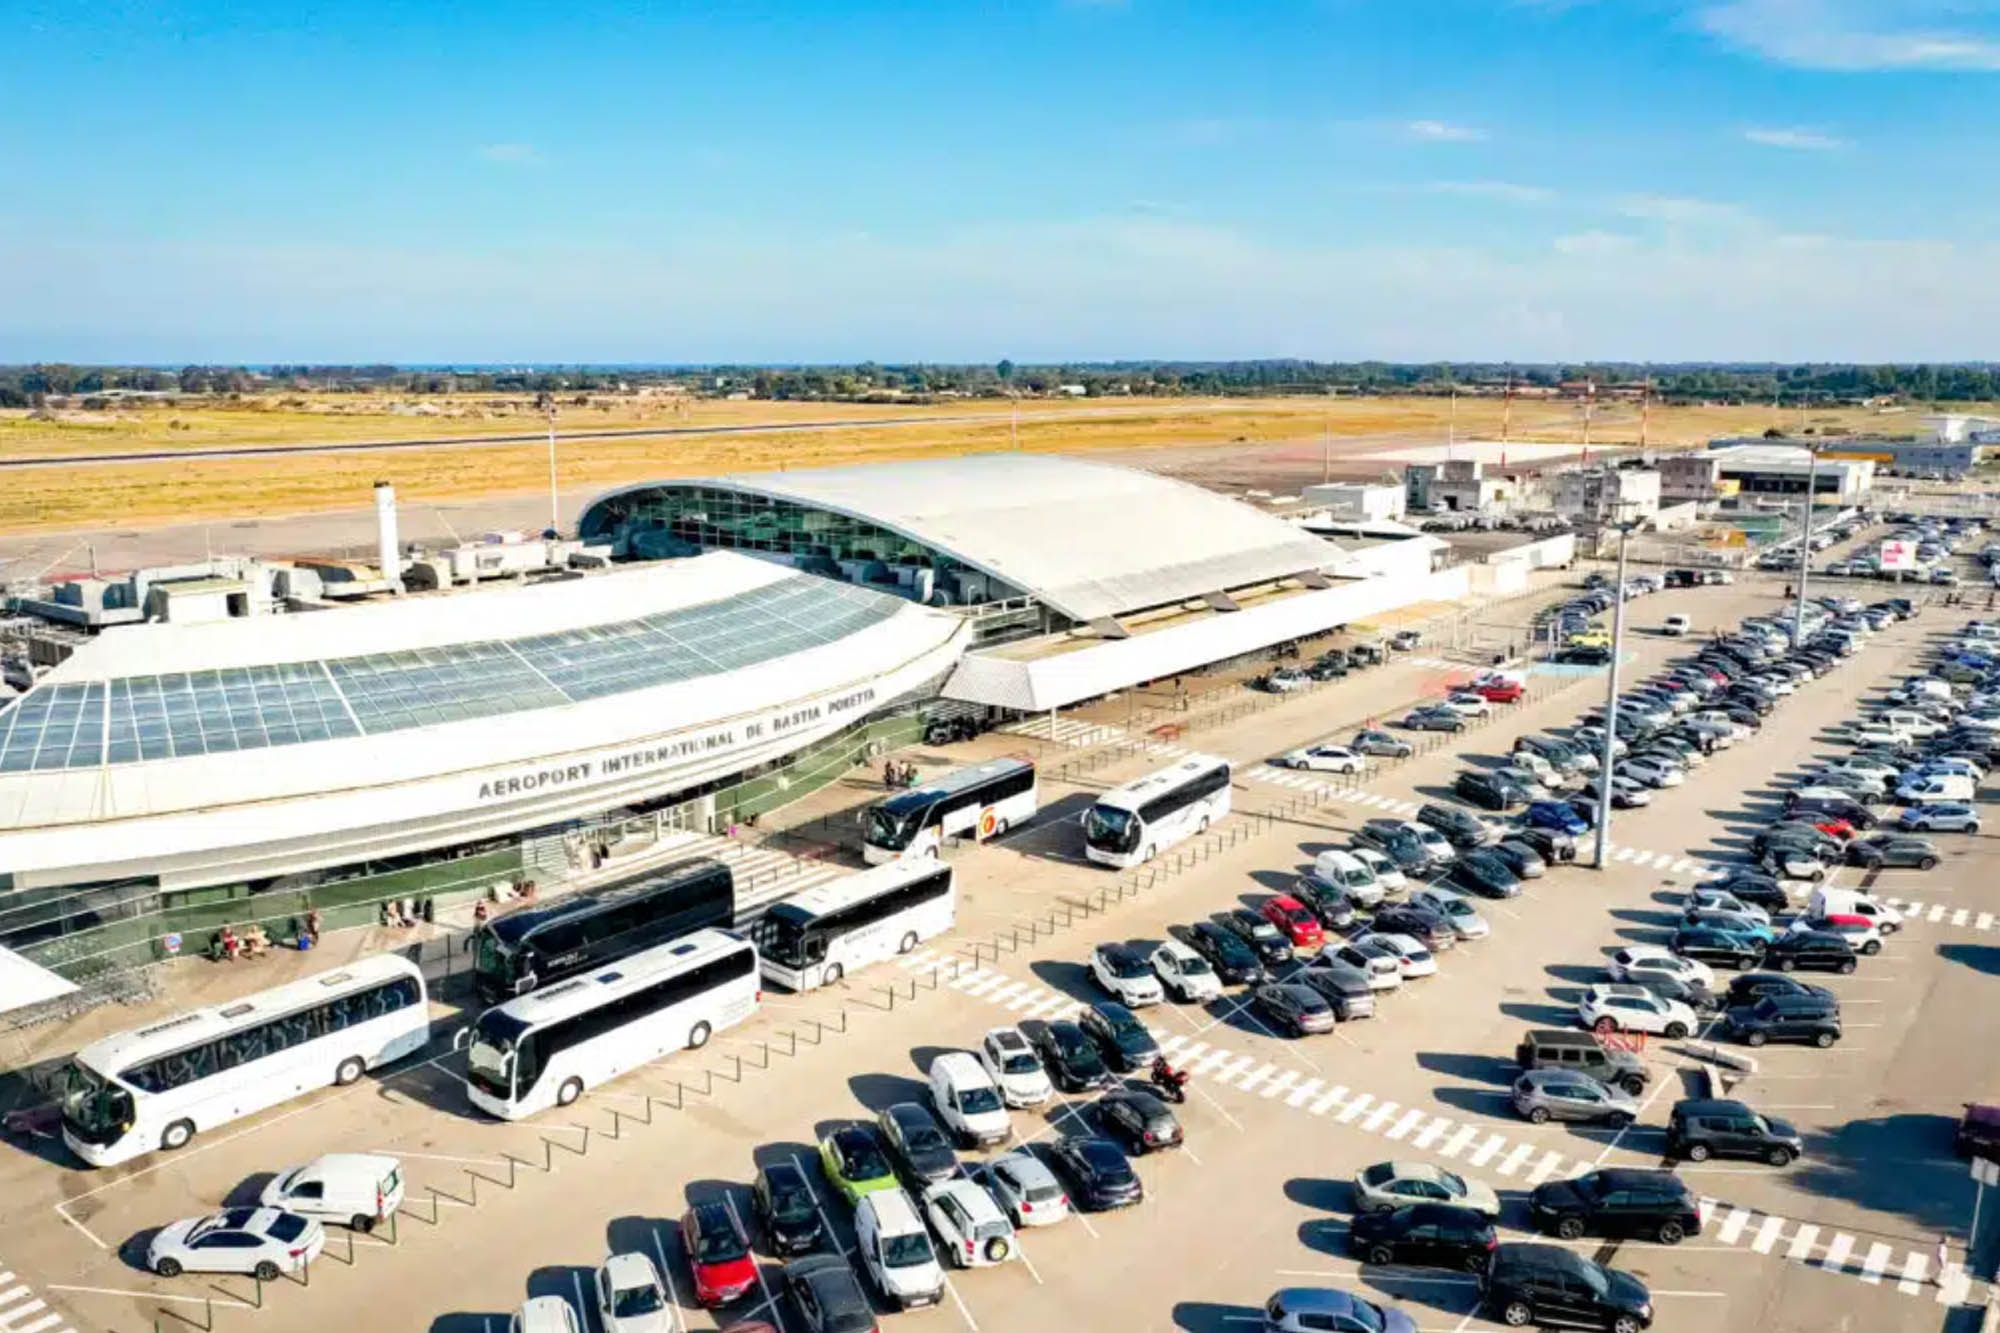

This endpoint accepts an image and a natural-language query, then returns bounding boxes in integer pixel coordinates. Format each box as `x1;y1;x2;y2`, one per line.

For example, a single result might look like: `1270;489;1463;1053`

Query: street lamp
1592;509;1646;870
1791;441;1822;646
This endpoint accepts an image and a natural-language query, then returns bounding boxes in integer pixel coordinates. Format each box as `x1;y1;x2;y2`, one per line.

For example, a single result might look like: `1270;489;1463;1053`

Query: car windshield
882;1233;935;1268
1175;952;1212;975
1000;1051;1041;1075
959;1085;1003;1115
1209;932;1256;967
768;1179;818;1224
1082;803;1141;853
696;1218;748;1262
1057;1031;1105;1073
901;1118;950;1153
1438;899;1473;918
1248;920;1283;942
839;1138;889;1179
613;1282;666;1316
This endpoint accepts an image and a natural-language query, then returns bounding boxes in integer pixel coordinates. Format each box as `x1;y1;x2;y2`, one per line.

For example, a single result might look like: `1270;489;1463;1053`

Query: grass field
0;393;1937;534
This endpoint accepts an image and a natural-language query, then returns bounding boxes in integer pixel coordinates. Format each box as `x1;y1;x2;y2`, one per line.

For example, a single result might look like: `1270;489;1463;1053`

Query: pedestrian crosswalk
897;948;1966;1306
998;715;1127;748
0;1266;75;1333
1877;897;1999;932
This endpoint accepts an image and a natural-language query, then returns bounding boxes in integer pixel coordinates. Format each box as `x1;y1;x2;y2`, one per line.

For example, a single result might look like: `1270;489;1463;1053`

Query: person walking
1934;1235;1950;1285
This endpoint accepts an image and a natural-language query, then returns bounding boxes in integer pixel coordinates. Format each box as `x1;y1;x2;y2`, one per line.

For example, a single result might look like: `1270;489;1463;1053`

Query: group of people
211;922;270;961
882;759;919;789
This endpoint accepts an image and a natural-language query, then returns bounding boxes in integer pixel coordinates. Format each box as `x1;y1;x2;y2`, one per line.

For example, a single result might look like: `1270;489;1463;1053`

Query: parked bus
754;860;956;991
1080;753;1232;868
60;955;429;1167
860;757;1037;864
471;857;735;1004
462;928;758;1120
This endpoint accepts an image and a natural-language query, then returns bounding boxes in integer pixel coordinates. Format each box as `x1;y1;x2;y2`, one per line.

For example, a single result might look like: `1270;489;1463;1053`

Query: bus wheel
1143;845;1157;863
334;1056;365;1087
556;1078;584;1107
161;1119;196;1152
1198;818;1210;836
824;963;844;985
687;1021;712;1051
899;932;919;955
995;819;1010;836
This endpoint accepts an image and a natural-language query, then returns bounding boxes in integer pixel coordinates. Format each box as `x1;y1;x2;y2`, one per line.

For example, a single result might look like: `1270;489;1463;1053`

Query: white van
928;1051;1010;1147
1807;887;1904;934
1312;849;1384;908
259;1153;404;1233
855;1188;946;1309
1662;614;1692;637
1897;773;1974;803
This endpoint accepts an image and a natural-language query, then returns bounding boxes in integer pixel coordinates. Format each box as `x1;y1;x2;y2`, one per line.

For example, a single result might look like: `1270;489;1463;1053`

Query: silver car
1510;1069;1639;1126
1410;887;1490;941
975;1150;1071;1228
595;1252;673;1333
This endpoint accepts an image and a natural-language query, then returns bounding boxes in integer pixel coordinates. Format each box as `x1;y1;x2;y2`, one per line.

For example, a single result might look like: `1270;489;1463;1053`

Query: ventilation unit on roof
317;972;354;987
135;1012;206;1039
533;981;587;1002
219;1003;254;1019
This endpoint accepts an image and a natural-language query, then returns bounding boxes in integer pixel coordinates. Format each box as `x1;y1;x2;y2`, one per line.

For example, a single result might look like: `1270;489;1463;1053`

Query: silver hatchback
1510;1069;1639;1127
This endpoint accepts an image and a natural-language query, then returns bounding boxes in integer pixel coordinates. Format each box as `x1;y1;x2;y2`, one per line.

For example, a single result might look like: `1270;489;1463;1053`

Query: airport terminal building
1;453;1474;985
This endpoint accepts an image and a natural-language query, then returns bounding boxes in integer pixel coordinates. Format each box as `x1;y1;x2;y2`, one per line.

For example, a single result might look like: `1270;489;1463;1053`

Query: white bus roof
878;756;1032;808
480;927;750;1032
765;858;953;926
1088;753;1229;813
76;952;423;1076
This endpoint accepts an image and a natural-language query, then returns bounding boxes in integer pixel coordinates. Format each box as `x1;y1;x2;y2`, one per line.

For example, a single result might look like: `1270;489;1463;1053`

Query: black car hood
1602;1270;1651;1310
1764;1116;1801;1142
1530;1178;1584;1210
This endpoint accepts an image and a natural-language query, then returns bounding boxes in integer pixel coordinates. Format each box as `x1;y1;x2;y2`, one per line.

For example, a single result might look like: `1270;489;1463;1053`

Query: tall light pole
545;401;561;536
1593;513;1640;870
1792;442;1822;645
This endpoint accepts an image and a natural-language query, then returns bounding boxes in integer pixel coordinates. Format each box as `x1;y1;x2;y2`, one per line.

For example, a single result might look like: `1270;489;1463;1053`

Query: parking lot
1;575;1995;1333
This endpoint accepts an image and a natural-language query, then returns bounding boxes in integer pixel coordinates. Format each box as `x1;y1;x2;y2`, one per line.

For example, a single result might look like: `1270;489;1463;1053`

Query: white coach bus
1081;753;1233;869
860;757;1038;864
60;954;430;1167
461;928;758;1120
754;860;956;991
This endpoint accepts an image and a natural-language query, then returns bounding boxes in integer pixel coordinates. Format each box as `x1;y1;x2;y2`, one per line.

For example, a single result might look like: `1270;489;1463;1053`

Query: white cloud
1743;126;1846;149
1424;180;1554;203
477;143;541;164
1405;119;1487;142
1698;0;2000;71
1553;230;1640;255
1616;193;1752;225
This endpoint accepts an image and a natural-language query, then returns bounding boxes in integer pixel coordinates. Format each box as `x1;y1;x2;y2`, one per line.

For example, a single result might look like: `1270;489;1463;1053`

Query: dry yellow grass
0;393;1938;534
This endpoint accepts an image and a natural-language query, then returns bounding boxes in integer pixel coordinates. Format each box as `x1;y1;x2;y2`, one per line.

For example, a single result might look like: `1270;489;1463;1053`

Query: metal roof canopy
584;454;1346;623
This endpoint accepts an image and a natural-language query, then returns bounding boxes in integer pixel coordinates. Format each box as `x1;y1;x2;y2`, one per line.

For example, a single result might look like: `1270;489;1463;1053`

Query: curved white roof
583;453;1344;622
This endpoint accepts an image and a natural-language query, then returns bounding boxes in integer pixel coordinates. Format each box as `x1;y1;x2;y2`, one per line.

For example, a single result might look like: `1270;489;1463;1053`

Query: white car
1443;692;1492;718
1789;914;1884;954
1578;983;1697;1039
1662;614;1692;636
1280;745;1367;774
1410;887;1490;940
1491;766;1552;800
1691;711;1750;740
1619;756;1684;789
1150;939;1224;1003
1354;932;1437;978
1849;724;1906;748
922;1178;1018;1268
1347;846;1407;893
147;1208;326;1280
1089;943;1164;1006
1608;945;1715;990
978;1026;1054;1108
595;1252;673;1333
514;1298;583;1333
1329;940;1405;990
976;1150;1071;1228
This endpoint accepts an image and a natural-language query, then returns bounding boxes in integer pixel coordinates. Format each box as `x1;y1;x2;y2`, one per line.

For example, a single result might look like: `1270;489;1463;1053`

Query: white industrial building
1708;443;1876;503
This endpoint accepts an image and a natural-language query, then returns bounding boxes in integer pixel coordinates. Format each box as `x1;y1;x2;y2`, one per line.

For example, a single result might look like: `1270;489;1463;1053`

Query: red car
682;1201;757;1306
1261;895;1324;949
1811;817;1857;841
1476;679;1525;703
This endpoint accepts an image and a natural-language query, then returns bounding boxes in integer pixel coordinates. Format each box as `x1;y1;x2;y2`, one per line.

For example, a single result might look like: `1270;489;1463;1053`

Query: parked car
1526;800;1589;836
1149;939;1224;1004
1515;1028;1650;1096
818;1126;900;1205
1511;1069;1640;1126
1609;944;1714;990
1490;839;1549;879
1352;1160;1501;1218
1452;849;1523;899
1403;707;1467;732
1169;921;1266;987
875;1102;960;1188
1478;1244;1655;1333
1410;886;1490;940
1078;1001;1160;1073
1217;908;1295;967
783;1254;878;1333
683;1201;759;1306
1723;991;1843;1046
146;1208;325;1280
1028;1020;1113;1092
974;1150;1071;1229
1279;744;1367;773
1296;957;1378;1020
921;1178;1017;1268
1090;942;1165;1006
258;1153;404;1233
1576;983;1696;1039
1529;1168;1702;1245
1093;1089;1184;1154
1260;894;1325;950
1666;1098;1804;1165
596;1251;674;1333
1670;925;1766;972
1049;1137;1143;1211
1349;1203;1498;1273
1253;981;1339;1034
1418;802;1499;848
1328;939;1405;991
753;1160;830;1257
1263;1288;1417;1333
1455;770;1528;810
1844;834;1941;869
1762;929;1860;974
1351;729;1414;758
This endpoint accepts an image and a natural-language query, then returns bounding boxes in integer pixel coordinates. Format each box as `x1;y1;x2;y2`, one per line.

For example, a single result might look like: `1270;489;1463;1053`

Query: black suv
1078;1002;1160;1073
1723;992;1843;1048
1725;973;1831;1008
1478;1243;1654;1333
1669;926;1765;971
1529;1168;1703;1245
1667;1098;1804;1166
1350;1202;1498;1272
1454;771;1527;811
1169;922;1265;987
1372;904;1458;953
753;1160;829;1256
1289;874;1359;931
1355;819;1434;874
875;1102;960;1186
1029;1019;1114;1091
1514;1029;1649;1096
1764;929;1859;975
1419;802;1497;848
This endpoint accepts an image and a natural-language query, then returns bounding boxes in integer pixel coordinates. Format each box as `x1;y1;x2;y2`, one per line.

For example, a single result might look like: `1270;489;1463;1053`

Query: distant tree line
3;360;1997;410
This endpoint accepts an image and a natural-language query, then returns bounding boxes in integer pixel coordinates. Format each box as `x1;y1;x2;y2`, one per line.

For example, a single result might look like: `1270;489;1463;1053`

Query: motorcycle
1149;1056;1190;1105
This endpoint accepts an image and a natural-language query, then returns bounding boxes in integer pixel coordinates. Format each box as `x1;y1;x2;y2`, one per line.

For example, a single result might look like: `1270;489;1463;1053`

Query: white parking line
1858;1241;1893;1284
649;1226;687;1333
940;1274;981;1332
724;1195;788;1333
1819;1231;1855;1273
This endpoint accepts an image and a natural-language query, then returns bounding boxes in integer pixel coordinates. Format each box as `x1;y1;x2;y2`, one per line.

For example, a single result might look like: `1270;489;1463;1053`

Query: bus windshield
1082;805;1140;854
865;804;926;852
59;1063;132;1143
759;916;817;970
465;1010;525;1099
473;931;514;987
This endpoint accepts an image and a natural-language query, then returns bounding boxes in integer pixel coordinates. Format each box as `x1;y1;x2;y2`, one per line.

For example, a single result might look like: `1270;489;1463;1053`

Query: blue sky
4;0;1999;362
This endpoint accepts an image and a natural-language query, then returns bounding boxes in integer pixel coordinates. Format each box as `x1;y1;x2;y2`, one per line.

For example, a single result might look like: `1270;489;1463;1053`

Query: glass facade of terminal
580;485;1029;607
0;575;900;771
